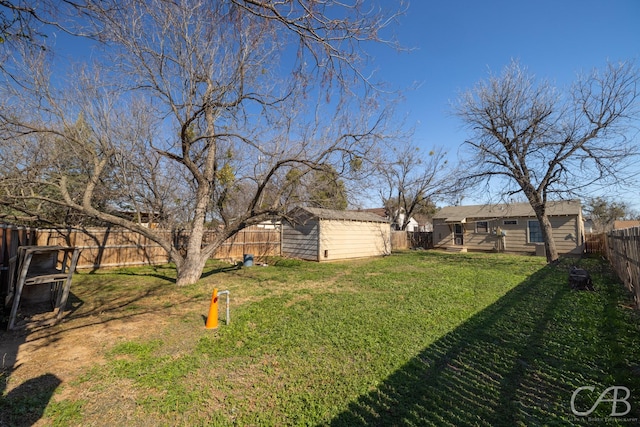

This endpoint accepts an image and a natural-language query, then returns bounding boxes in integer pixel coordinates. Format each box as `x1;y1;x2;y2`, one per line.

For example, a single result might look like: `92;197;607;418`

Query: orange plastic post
205;288;219;329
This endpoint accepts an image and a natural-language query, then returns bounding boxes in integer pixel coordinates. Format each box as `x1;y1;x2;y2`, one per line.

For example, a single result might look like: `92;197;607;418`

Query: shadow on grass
0;291;79;427
85;267;178;284
82;261;242;283
329;259;640;426
0;373;61;427
200;263;242;279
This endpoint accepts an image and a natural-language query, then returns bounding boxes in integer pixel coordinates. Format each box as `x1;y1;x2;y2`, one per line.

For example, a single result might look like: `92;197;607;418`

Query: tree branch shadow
328;260;640;426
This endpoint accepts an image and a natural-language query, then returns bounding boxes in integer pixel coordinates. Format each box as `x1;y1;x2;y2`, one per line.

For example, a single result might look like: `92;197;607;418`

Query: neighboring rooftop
613;220;640;230
356;207;388;218
433;200;582;223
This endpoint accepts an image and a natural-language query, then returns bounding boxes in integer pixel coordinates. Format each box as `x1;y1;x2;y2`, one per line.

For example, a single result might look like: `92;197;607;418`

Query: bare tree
0;1;95;74
0;1;61;46
584;196;629;232
284;165;349;210
378;144;456;231
454;60;640;262
0;0;404;285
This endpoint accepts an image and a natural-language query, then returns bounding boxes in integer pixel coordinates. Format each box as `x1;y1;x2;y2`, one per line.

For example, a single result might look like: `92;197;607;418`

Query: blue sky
47;1;640;210
368;0;640;208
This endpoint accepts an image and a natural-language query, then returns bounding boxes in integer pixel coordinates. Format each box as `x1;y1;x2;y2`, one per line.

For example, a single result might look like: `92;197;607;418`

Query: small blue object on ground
243;254;254;267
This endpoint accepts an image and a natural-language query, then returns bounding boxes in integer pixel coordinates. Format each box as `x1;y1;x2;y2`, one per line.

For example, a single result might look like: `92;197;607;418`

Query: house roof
288;206;390;223
613;220;640;230
357;207;388;218
433;200;582;223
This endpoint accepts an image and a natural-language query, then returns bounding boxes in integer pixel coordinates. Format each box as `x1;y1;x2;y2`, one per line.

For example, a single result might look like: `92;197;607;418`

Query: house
392;210;421;231
114;210;162;228
358;207;426;232
583;218;595;234
282;207;391;262
432;200;584;255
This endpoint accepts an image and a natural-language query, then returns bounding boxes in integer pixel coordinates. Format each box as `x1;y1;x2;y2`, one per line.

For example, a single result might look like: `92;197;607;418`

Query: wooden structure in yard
409;231;433;249
282;207;390;262
5;245;80;330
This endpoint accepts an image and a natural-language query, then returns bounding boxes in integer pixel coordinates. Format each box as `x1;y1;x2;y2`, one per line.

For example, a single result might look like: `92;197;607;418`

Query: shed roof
433;200;582;223
288;206;389;223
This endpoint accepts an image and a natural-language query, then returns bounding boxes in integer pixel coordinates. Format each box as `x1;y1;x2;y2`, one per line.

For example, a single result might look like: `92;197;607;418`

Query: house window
528;220;544;243
503;220;518;225
476;221;488;233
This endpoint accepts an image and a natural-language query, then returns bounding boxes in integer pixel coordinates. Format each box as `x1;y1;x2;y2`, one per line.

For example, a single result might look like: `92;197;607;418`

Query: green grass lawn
4;251;640;426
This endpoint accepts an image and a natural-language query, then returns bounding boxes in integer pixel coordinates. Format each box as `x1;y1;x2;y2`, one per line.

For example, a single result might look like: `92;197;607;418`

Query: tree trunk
537;213;559;263
175;252;209;286
173;93;217;287
174;183;211;286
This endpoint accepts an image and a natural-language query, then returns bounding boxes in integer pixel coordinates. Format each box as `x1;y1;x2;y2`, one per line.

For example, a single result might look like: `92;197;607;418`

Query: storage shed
282;207;391;262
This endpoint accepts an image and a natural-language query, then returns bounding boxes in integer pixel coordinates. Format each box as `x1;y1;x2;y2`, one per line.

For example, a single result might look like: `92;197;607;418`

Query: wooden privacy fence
0;224;281;297
409;231;434;249
606;227;640;308
0;224;280;270
36;226;281;270
177;227;281;262
0;225;38;297
37;227;171;269
585;233;607;255
390;231;434;251
391;231;408;250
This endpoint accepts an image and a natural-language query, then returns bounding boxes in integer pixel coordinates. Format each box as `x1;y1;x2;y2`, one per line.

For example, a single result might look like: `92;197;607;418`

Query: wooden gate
585;233;606;255
409;231;434;249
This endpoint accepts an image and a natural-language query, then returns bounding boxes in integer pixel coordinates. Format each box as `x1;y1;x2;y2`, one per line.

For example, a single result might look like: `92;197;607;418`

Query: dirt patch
1;311;162;395
0;285;201;401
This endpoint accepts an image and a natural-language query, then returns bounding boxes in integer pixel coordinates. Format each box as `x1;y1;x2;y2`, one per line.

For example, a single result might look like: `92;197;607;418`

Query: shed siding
318;219;390;261
282;219;319;261
432;215;583;254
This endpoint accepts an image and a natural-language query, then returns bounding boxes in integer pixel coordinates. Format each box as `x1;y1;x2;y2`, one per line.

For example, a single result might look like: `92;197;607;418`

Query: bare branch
0;0;404;285
454;59;640;261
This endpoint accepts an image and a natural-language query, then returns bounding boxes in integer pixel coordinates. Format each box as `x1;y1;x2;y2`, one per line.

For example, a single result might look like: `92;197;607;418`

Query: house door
454;223;464;245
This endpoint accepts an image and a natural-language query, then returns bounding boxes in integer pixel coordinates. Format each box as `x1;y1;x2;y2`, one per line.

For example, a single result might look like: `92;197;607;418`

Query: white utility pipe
218;290;230;325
